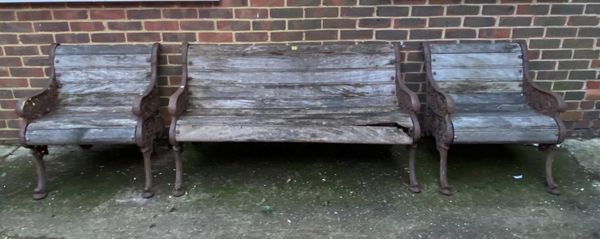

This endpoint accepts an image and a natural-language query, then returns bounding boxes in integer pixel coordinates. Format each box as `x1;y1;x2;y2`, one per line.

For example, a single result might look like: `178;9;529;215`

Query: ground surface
0;139;599;239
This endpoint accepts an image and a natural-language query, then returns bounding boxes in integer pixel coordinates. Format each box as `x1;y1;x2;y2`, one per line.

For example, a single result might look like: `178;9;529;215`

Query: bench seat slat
188;96;398;109
59;93;138;107
184;106;402;116
56;68;151;84
26;128;136;145
59;82;149;94
175;125;411;144
55;54;151;68
432;67;522;81
436;81;522;94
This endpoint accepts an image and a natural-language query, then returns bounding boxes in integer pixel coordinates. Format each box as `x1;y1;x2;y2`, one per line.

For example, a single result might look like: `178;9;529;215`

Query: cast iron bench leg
141;146;154;199
437;144;453;196
408;144;421;193
540;144;560;195
173;144;185;197
29;146;49;200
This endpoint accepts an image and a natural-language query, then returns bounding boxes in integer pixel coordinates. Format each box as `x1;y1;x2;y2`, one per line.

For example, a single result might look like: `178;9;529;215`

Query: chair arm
395;80;421;113
15;76;59;121
168;86;188;118
426;81;456;117
523;80;566;116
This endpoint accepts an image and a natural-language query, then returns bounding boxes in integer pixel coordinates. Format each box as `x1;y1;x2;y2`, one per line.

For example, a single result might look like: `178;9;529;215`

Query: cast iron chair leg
541;144;560;195
141;146;154;199
407;144;421;193
173;144;185;197
30;146;49;200
438;145;453;196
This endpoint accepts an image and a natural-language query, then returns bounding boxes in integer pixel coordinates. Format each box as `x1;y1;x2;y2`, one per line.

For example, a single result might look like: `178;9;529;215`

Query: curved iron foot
141;146;154;199
407;144;421;193
173;144;185;197
437;145;453;196
29;146;49;200
541;144;560;195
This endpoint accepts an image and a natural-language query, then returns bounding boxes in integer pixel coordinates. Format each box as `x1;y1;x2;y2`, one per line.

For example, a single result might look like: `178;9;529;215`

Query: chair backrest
184;44;401;116
425;42;526;113
53;45;155;115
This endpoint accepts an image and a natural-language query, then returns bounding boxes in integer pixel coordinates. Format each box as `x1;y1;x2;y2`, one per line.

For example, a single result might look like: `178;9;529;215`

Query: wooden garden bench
168;43;422;196
423;41;567;195
16;44;162;200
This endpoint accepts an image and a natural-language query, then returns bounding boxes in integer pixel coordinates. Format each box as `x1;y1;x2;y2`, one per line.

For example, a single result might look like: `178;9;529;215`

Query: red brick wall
0;0;599;144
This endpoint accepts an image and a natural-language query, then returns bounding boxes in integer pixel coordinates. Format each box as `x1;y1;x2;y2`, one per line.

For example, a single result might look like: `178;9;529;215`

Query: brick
35;22;69;32
580;101;596;110
324;0;356;5
530;39;561;49
410;29;442;40
90;9;125;19
411;6;444;16
563;39;595;49
541;50;572;59
516;5;550;15
127;33;161;42
464;17;496;27
512;28;544;38
499;17;532;26
447;5;480;15
0;11;15;21
394;18;426;28
17;35;51;45
0;78;28;88
180;21;214;30
360;0;391;4
586;4;600;14
359;18;390;28
551;4;584;15
533;16;566;26
220;0;248;7
270;8;303;18
0;91;14;100
428;17;461;27
445;29;477;39
528;61;555;70
0;57;22;67
108;22;143;31
145;21;179;31
341;7;374;17
52;10;87;20
0;130;19;139
565;91;586;101
553;81;584;90
376;7;409;16
10;68;44;77
91;33;125;43
235;9;268;19
340;30;373;40
217;20;251;31
567;16;599;26
289;20;321;30
570;71;597;80
198;32;233;42
0;23;33;32
270;32;303;41
536;71;568;80
252;20;285;30
235;32;268;42
4;46;39;56
55;33;90;43
70;22;105;31
305;30;338;40
587;81;600;89
163;9;198;19
479;28;510;38
323;19;356;29
287;0;320;6
375;30;407;40
578;28;600;37
0;100;16;109
482;5;515;15
546;27;577;37
0;68;9;77
0;34;18;45
573;50;599;60
305;8;339;18
558;60;589;70
17;11;52;21
251;0;285;6
162;33;197;42
127;9;161;19
22;56;49;66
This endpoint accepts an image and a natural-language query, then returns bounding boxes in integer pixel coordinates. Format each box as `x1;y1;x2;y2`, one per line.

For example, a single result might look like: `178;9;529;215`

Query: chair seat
175;111;413;144
451;111;560;144
25;112;138;145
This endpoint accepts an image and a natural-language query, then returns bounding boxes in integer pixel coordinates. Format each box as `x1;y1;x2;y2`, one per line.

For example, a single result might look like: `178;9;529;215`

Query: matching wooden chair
167;43;423;196
16;44;163;200
423;41;567;195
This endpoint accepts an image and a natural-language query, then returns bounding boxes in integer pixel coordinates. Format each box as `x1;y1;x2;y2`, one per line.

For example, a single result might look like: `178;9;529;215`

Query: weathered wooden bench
423;41;567;195
168;43;422;196
16;44;162;200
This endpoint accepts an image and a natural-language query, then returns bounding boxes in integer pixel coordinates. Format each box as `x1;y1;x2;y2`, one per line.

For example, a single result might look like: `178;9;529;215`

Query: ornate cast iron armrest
426;83;455;117
523;80;566;116
133;43;160;120
15;75;59;121
167;86;189;118
395;80;421;113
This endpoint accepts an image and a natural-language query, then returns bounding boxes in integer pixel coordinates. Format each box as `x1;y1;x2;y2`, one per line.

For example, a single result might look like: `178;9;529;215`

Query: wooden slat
436;81;523;94
59;82;148;94
175;125;411;144
187;96;398;109
55;54;151;68
184;106;402;116
53;106;134;115
26;127;136;145
56;45;152;55
428;43;521;54
454;103;530;113
189;55;394;71
59;93;137;106
28;116;137;130
177;111;412;128
189;44;395;57
449;92;524;105
188;83;396;99
56;67;151;83
431;52;522;68
188;69;395;85
432;67;522;81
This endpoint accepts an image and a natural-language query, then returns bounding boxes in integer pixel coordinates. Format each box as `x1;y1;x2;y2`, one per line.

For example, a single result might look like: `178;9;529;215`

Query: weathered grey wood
429;43;521;54
454;103;530;113
188;44;396;56
26;127;136;145
59;82;149;94
188;96;398;109
27;115;137;130
431;53;522;68
187;69;396;85
55;54;151;68
59;93;137;107
56;68;151;83
436;81;522;94
448;92;524;105
190;55;394;71
432;67;522;81
53;106;134;115
184;106;403;116
189;83;396;99
56;45;152;55
175;125;411;144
